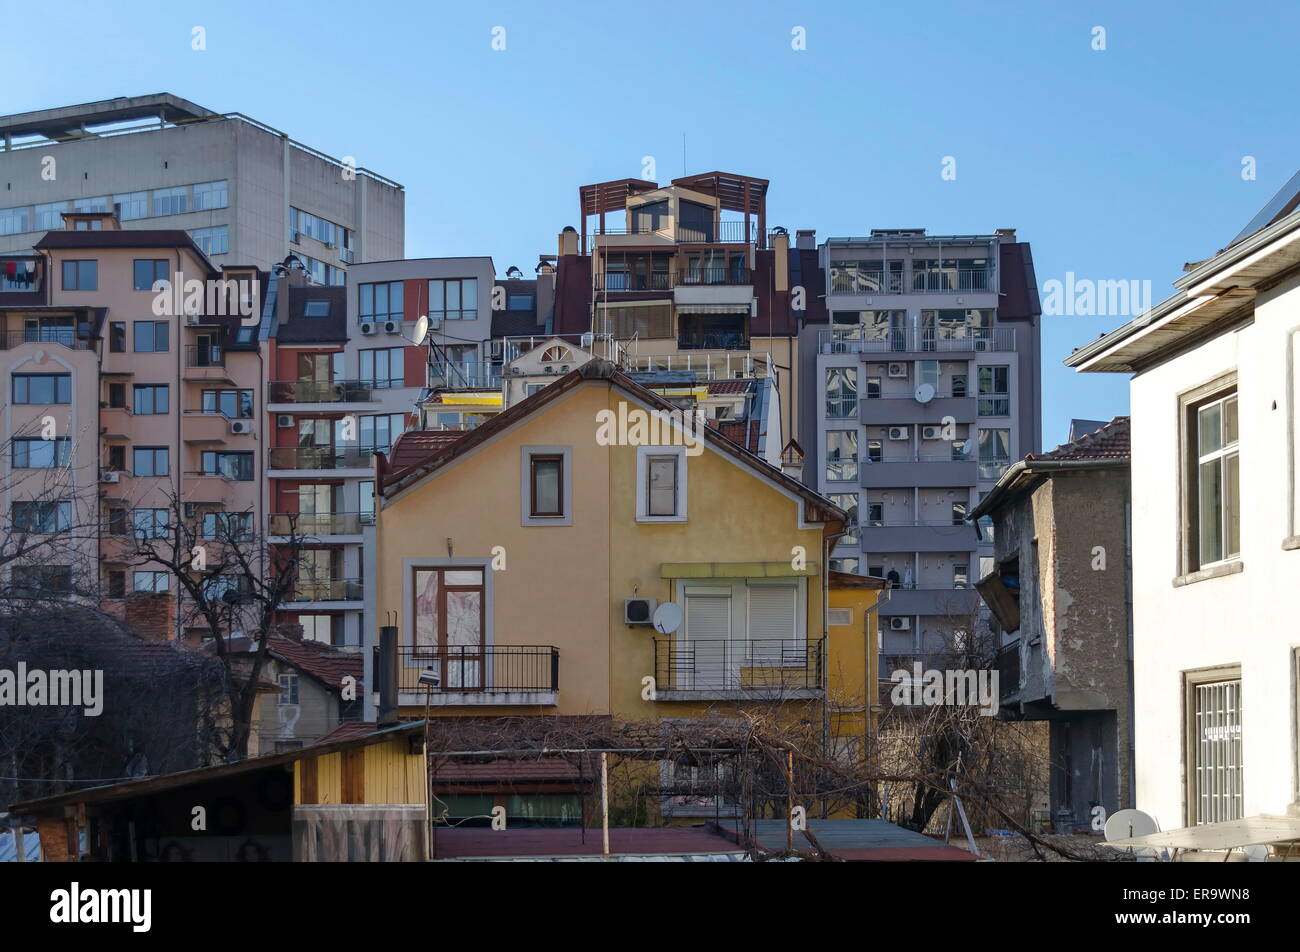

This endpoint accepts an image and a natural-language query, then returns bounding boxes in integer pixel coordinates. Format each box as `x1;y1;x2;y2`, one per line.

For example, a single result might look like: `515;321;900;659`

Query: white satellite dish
1104;808;1159;842
651;602;683;635
412;314;430;344
914;383;936;404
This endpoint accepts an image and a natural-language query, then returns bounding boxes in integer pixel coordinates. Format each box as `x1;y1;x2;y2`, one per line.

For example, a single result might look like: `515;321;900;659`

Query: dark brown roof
705;380;751;395
314;721;380;745
828;570;888;590
713;419;762;454
387;430;467;476
34;229;214;269
265;637;363;691
1028;416;1130;462
276;285;347;343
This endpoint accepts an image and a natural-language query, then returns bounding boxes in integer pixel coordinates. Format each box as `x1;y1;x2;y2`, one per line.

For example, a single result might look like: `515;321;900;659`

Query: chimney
795;229;816;250
124;592;177;642
558;228;579;257
377;626;398;725
995;228;1016;241
772;231;789;291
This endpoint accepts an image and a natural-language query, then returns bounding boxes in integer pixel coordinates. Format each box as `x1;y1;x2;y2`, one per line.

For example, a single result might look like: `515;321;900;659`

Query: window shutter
685;594;730;639
748;585;796;639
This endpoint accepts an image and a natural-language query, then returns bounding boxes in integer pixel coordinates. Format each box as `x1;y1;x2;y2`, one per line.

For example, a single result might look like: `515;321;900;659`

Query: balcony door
413;567;485;690
682;587;733;691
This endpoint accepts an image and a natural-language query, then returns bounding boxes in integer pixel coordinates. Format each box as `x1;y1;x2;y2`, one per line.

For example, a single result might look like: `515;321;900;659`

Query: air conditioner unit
921;425;943;440
428;317;442;330
974;338;992;352
228;419;251;435
624;597;658;626
184;311;201;326
383;321;401;335
100;470;120;484
887;363;908;378
888;426;909;441
359;322;376;336
889;617;911;631
277;414;295;428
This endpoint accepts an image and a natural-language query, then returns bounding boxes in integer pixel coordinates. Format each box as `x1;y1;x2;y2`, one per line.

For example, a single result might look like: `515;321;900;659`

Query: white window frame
1195;392;1240;570
636;445;688;522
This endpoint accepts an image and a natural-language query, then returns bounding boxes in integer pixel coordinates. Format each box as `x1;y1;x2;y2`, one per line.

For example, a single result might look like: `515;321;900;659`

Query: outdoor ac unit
889;617;911;631
229;419;251;435
888;426;909;441
185;311;201;326
508;367;522;375
359;322;376;336
624;597;657;626
384;321;401;335
277;414;295;428
428;317;442;330
100;470;120;484
887;362;908;378
974;338;991;352
921;425;943;440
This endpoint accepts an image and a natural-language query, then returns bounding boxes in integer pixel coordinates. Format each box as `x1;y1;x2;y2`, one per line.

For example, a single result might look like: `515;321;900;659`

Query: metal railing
830;270;904;294
268;446;373;470
978;459;1011;481
625;350;771;379
911;268;994;292
289;578;363;602
267;380;375;403
677;267;751;286
397;645;559;694
427;361;501;389
0;328;91;350
677;221;756;244
816;327;1016;353
184;344;224;367
269;512;362;536
977;395;1010;416
653;637;824;693
595;272;673;292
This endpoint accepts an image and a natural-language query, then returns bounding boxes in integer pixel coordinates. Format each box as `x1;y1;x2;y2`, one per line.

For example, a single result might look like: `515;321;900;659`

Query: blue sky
7;0;1299;446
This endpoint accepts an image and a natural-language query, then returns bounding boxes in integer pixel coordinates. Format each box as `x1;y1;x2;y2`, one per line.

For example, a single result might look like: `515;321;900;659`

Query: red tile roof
1028;416;1130;462
713;419;762;454
265;637;363;691
386;430;467;479
705;380;751;395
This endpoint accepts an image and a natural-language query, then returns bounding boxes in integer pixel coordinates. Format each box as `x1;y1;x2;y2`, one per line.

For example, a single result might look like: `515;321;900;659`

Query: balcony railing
267;380;375;403
653;637;824;693
289;578;363;602
676;221;756;244
427;361;501;389
269;512;362;536
678;332;750;351
978;394;1010;416
595;272;673;292
816;327;1016;353
397;646;559;694
830;270;904;294
978;459;1011;481
0;328;91;350
625;350;772;380
268;446;373;470
677;267;751;286
911;268;994;292
184;344;224;367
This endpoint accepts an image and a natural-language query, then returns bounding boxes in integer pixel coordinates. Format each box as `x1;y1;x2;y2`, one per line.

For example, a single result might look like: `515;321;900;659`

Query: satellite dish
914;383;936;404
651;602;683;635
1104;808;1159;842
412;315;430;344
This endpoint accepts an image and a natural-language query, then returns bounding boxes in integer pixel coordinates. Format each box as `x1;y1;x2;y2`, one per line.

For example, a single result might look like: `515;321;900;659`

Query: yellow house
370;361;885;735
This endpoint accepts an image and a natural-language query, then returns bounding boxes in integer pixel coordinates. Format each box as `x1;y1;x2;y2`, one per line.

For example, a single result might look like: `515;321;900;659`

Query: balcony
288;578;363;603
677;267;751;286
911;268;995;293
815;327;1016;355
427;361;501;390
268;446;373;472
676;221;756;244
830;270;904;295
652;637;824;700
978;459;1011;482
184;344;224;368
0;328;91;351
269;512;362;537
858;394;977;426
859;521;981;552
595;272;674;292
875;586;981;617
266;380;376;404
860;455;978;488
624;350;772;380
396;646;559;706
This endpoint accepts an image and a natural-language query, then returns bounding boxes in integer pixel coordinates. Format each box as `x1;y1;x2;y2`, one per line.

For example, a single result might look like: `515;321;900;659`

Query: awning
661;562;819;579
674;303;753;315
1104;814;1300;852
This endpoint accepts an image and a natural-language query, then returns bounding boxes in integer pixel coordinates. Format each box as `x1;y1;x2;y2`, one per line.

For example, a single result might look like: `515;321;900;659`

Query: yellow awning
661;562;820;579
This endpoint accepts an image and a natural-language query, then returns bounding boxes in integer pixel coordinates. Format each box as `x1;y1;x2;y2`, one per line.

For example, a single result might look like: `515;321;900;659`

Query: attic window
304;300;331;317
540;346;571;363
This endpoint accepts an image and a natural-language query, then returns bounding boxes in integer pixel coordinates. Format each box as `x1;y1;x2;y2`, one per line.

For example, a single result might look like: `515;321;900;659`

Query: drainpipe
820;527;851;818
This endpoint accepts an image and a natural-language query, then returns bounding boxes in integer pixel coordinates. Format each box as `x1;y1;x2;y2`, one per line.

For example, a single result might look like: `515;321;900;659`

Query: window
521;447;571;525
105;507;128;536
359;413;406;453
152;186;187;216
192;226;228;256
109;322;126;353
201;511;254;540
0;206;30;236
134;321;169;353
133;447;169;477
299;614;341;645
359;481;376;525
359;281;403;323
952;501;968;525
132;508;170;539
133;259;169;291
35;202;67;231
1185;668;1243;825
13;501;72;534
637;446;688;521
62;260;97;290
278;674;300;706
11;565;72;594
507;294;534;311
201;389;253;419
865;376;882;400
106;570;126;598
114;192;148;221
359;348;404;388
106;445;126;471
290;207;336;245
13;374;71;404
14;437;70;468
132;571;170;593
73;196;108;214
977;428;1010;481
830;493;859;545
978;366;1010;416
193;180;229;211
952;373;968;398
428;278;477;321
303;299;331;318
825;367;858;418
826;431;858;481
829;557;860;574
1195;393;1240;568
133;384;169;415
201;451;254;481
412;567;486;689
953;563;969;589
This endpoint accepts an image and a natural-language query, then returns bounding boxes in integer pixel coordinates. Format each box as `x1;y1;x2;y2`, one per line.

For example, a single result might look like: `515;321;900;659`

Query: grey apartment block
0;94;403;274
799;229;1041;669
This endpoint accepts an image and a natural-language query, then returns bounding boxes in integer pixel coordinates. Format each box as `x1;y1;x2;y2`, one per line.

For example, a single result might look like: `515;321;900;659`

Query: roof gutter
968;457;1129;521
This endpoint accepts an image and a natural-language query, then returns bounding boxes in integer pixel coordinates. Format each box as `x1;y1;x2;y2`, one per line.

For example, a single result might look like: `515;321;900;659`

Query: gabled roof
214;635;363;693
1028;416;1130;462
378;360;845;525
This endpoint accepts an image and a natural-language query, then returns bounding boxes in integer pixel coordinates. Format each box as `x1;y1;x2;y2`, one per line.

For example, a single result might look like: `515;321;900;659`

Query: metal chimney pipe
378;625;398;725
